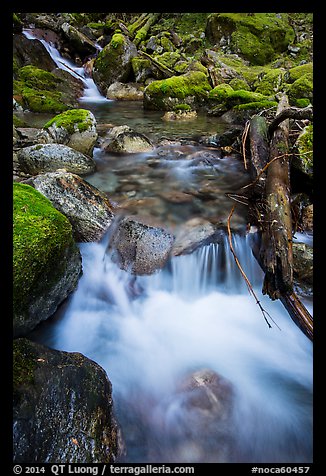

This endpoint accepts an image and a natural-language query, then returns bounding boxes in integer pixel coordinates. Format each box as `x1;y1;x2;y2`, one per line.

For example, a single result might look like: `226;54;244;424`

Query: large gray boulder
13;338;121;463
13;183;82;337
16;143;96;176
27;171;115;242
107;216;175;275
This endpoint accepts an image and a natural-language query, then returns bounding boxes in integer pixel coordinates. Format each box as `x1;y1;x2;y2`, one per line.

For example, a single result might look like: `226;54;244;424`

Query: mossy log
139;51;176;78
133;13;161;46
246;96;313;340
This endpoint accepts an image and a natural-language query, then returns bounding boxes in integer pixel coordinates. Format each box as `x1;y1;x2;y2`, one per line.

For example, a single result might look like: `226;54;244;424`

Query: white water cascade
33;230;313;463
22;29;109;103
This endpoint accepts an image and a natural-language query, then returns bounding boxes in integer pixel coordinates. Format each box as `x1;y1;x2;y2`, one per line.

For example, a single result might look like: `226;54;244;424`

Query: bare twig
227;205;281;330
241;120;250;170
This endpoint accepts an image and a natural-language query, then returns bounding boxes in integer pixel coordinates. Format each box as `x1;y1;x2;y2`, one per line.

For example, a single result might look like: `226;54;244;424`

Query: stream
24;30;313;464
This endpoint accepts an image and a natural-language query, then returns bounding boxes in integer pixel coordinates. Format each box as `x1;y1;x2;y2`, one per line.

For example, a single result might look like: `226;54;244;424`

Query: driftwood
244;95;313;341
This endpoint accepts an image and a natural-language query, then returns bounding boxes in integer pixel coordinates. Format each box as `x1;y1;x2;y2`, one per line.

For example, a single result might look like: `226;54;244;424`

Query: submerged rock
107;216;175;275
16;143;96;176
102;125;153;153
13;338;121;463
27;171;115;242
161;369;235;462
13;183;82;337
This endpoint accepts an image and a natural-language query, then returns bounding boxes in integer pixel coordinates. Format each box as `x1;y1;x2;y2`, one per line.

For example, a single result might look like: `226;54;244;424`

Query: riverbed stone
13;183;82;337
163;368;235;462
102;125;153;153
107;216;175;275
106;81;144;100
172;218;217;256
27;171;115;242
16;143;96;176
13;338;121;463
43;109;98;156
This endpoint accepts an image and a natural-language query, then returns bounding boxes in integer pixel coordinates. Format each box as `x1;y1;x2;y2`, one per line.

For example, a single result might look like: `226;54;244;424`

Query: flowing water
24;31;313;463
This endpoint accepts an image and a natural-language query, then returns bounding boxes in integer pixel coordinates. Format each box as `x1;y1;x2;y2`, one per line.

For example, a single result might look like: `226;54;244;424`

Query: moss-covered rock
287;63;313;82
131;57;152;83
44;109;98;155
13;183;82;336
13;338;121;463
143;71;211;110
13;65;82;113
205;13;295;65
208;84;234;101
93;33;137;94
254;68;286;95
286;73;313;106
228;78;250;91
293;124;313;177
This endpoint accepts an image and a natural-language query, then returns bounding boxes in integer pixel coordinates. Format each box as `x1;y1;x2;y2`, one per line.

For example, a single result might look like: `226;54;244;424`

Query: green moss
13;339;37;391
145;71;211;99
111;33;125;48
288;63;313;82
222;89;271;108
173;103;192;111
254;68;286;95
13;115;26;127
287;73;313;105
44;109;93;134
19;65;62;90
295;98;311;108
208;13;295;65
13;183;74;316
233;100;278;111
13;67;69;113
154;51;181;70
296;124;313;172
209;83;234;100
161;36;175;52
229;78;250;91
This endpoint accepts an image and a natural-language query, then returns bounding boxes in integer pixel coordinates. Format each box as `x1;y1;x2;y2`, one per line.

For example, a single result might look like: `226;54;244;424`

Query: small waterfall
31;230;313;463
22;29;109;103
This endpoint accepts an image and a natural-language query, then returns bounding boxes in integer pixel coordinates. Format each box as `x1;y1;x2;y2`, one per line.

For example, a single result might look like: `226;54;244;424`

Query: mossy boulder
293;125;313;178
143;71;212;110
208;87;275;116
13;183;82;336
13;65;83;113
13;338;121;463
205;13;295;65
286;68;313;106
254;68;287;95
43;109;98;155
131;57;152;83
93;33;138;94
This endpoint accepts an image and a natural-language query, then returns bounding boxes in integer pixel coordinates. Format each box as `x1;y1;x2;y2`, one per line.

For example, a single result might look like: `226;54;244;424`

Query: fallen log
133;13;161;46
268;106;313;137
244;96;313;340
139;51;176;78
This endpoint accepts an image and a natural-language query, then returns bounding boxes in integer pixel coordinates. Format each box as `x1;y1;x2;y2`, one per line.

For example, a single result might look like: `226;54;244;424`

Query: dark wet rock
26;171;115;243
106;82;144;101
61;22;98;58
172;218;217;256
107;216;175;275
16;143;96;176
13;33;56;73
102;125;153;154
13;183;82;337
13;338;121;463
201;126;243;148
293;242;313;285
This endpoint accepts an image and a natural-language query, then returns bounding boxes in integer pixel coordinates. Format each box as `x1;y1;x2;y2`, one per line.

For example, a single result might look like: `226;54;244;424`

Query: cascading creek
31;227;313;463
22;29;109;103
21;27;313;464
